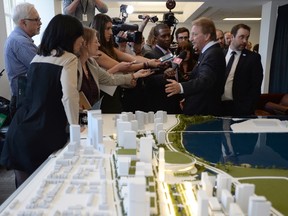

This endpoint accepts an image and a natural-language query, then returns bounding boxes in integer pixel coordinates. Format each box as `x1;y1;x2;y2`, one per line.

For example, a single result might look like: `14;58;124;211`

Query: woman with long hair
0;14;84;187
77;26;153;108
175;40;198;81
90;13;161;113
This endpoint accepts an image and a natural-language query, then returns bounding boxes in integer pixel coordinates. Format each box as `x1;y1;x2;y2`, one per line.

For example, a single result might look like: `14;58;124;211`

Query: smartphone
159;53;174;63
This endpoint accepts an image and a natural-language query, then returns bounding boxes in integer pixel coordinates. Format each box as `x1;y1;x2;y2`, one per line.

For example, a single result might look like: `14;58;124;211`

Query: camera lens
166;0;176;10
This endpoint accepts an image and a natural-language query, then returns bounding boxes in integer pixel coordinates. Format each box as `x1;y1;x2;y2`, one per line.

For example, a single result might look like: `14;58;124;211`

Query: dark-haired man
175;27;190;44
143;23;182;114
221;24;263;116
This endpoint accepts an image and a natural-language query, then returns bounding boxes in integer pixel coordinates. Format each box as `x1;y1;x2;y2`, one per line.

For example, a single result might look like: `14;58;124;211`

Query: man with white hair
4;3;42;117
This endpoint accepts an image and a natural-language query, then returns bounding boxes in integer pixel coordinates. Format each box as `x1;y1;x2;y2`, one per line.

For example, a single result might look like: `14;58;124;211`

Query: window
4;0;28;36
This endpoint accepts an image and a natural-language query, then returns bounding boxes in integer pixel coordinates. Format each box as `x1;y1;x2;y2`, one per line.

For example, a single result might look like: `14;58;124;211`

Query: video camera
163;0;178;27
112;18;142;44
138;15;159;23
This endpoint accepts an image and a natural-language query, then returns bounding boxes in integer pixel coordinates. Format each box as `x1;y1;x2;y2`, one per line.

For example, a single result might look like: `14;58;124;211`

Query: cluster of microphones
159;50;187;70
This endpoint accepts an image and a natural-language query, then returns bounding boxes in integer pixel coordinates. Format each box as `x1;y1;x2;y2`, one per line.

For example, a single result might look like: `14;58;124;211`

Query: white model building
69;124;81;146
2;112;279;216
123;130;137;149
208;197;222;211
201;172;215;197
154;119;163;135
216;174;232;200
158;147;165;181
139;137;153;163
130;119;138;132
99;181;109;210
135;110;145;130
87;110;103;149
155;110;167;123
229;203;244;216
147;111;155;123
157;130;166;144
197;189;209;216
248;196;271;216
135;161;145;177
221;189;234;213
117;157;131;176
117;120;132;147
127;177;150;216
235;183;255;214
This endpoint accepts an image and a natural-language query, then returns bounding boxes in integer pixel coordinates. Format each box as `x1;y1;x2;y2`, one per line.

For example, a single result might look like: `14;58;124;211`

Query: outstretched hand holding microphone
164;50;187;97
163;50;187;78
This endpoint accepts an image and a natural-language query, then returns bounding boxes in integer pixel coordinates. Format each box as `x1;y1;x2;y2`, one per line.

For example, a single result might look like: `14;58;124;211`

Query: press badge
82;14;88;22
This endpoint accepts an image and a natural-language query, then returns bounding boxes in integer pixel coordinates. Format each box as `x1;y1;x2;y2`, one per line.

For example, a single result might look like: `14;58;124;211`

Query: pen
0;69;5;76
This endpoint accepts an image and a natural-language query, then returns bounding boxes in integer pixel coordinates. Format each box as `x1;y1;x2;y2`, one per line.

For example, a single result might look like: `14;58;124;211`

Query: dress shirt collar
201;41;218;54
156;44;170;55
14;26;35;43
227;47;241;57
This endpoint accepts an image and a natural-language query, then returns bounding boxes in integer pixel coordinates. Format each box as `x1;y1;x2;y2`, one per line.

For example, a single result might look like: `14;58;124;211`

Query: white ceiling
104;0;267;24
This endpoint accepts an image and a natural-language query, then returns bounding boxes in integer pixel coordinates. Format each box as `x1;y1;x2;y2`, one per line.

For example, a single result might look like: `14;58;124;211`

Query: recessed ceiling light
223;18;262;21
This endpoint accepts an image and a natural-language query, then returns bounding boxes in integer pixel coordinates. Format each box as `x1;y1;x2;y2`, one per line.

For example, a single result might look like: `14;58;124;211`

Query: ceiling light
223;18;261;21
126;5;134;14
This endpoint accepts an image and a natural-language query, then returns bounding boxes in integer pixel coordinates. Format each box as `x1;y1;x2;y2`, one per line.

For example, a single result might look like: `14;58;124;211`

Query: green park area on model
165;151;193;164
170;115;288;215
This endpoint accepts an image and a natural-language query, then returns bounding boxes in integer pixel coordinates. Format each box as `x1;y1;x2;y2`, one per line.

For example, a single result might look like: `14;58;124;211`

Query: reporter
175;40;197;82
63;0;108;26
90;13;161;113
0;14;84;187
78;26;153;107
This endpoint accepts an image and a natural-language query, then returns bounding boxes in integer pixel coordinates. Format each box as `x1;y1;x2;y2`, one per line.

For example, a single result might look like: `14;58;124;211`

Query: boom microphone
138;15;148;19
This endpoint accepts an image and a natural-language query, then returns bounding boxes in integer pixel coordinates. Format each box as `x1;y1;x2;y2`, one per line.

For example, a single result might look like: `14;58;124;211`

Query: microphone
171;50;187;69
159;53;174;63
138;15;148;19
138;15;159;23
114;23;139;32
163;51;187;79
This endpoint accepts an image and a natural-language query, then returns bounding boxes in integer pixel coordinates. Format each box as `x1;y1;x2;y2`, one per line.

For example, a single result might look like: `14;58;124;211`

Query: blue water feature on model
183;118;288;169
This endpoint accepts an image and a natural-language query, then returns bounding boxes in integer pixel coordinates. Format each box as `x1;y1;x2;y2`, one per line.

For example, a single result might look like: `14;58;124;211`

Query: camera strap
80;0;88;14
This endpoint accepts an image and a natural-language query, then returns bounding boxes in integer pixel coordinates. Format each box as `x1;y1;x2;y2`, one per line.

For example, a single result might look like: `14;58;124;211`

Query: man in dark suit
143;23;182;114
165;17;226;116
221;24;263;116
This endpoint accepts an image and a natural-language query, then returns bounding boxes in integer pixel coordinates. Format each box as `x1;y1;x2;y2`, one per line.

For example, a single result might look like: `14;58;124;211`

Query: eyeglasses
24;18;41;23
178;36;189;40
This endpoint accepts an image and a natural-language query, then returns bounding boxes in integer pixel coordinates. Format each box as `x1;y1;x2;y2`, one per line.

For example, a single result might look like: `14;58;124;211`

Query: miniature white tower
235;183;255;214
87;110;102;148
248;196;271;216
69;124;80;146
117;120;132;147
216;174;232;200
197;189;208;216
127;177;148;216
139;137;153;163
123;130;137;149
158;147;165;181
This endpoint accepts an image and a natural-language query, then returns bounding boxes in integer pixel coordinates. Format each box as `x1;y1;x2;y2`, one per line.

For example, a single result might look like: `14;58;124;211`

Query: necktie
225;51;236;78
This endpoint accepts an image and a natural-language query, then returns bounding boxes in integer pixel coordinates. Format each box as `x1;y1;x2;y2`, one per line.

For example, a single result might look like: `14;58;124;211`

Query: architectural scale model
0;111;282;216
